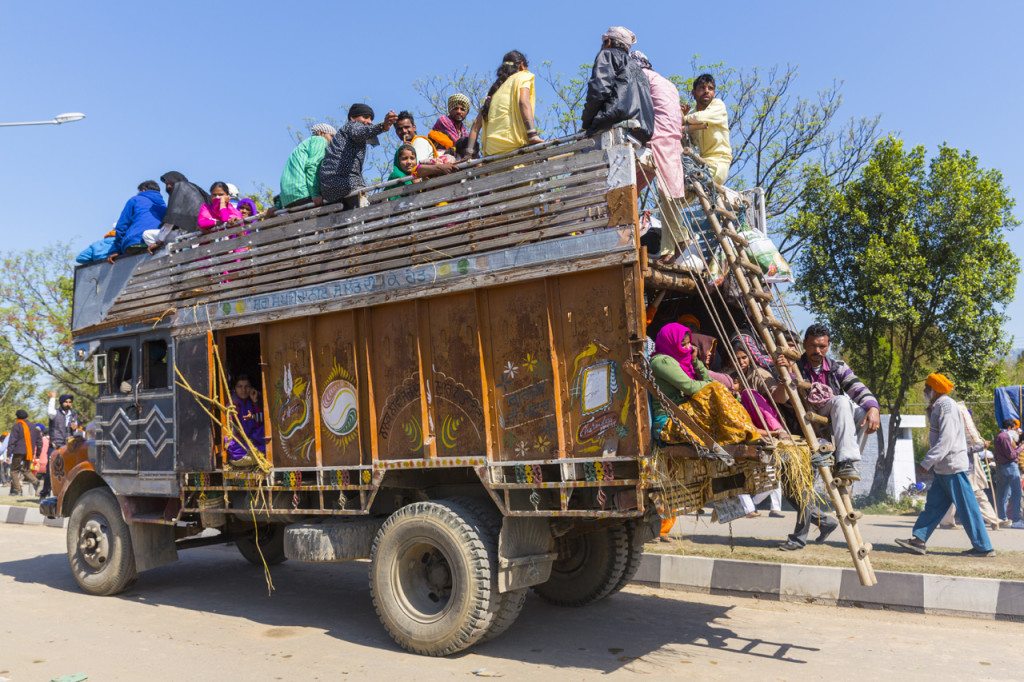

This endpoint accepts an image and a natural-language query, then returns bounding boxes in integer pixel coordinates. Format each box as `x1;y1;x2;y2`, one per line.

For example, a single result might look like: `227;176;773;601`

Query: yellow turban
925;373;954;395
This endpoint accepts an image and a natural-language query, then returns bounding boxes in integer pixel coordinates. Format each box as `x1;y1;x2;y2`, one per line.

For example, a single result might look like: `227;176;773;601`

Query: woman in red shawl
649;323;760;446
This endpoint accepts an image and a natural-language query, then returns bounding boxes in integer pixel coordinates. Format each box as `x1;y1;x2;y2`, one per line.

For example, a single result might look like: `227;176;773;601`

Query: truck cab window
108;346;134;394
143;340;169;390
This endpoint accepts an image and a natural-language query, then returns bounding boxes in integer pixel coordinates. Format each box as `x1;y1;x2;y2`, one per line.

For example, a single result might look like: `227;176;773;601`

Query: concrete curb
0;504;65;528
633;552;1024;621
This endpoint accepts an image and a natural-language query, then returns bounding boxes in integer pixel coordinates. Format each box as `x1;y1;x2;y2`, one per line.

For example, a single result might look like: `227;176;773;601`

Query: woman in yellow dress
467;50;543;157
650;322;760;446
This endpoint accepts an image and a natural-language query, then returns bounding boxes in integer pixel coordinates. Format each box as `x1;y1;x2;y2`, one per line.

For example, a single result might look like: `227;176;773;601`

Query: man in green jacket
279;123;336;209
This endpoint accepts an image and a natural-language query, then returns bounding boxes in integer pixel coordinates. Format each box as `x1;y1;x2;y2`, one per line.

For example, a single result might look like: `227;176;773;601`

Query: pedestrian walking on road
992;418;1024;527
896;374;995;557
8;409;42;497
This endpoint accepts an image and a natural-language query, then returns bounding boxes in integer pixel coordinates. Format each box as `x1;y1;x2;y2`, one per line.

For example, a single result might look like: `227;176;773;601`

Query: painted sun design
503;361;519;381
320;358;359;448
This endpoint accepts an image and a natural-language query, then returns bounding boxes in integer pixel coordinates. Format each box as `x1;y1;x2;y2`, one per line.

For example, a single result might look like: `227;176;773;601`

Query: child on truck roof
197;181;244;229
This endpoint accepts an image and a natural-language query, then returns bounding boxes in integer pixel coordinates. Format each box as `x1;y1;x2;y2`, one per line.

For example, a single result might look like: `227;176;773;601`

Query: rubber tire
66;487;138;596
236;524;288;566
608;520;644;596
532;524;628;607
447;497;527;644
370;500;498;656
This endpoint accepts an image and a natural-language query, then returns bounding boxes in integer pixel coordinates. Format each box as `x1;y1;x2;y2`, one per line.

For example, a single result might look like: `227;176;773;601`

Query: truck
47;128;859;657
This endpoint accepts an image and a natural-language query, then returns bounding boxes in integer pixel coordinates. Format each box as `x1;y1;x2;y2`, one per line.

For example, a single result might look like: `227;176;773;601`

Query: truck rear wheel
370;500;497;656
608;520;644;596
532;524;628;607
236;524;287;566
66;487;137;596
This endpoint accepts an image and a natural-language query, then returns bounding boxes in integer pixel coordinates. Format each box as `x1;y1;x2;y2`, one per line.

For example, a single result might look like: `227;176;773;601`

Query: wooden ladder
688;181;877;587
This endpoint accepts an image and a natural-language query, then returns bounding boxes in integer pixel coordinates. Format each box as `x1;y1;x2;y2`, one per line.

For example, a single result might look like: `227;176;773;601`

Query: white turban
603;26;637;48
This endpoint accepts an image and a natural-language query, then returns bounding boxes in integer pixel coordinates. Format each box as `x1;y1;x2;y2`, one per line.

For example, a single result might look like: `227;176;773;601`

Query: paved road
669;511;1024;551
1;525;1021;681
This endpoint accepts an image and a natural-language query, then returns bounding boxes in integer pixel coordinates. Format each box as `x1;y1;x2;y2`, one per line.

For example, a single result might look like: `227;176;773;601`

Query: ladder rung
716;207;739;222
857;543;872;559
736;260;763;276
765;318;787;332
805;412;830;426
796;380;812;391
745;290;773;303
781;348;802;362
723;229;749;247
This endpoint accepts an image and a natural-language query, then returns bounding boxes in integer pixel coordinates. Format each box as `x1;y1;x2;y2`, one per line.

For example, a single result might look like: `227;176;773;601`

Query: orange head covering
925;373;954;395
677;314;701;331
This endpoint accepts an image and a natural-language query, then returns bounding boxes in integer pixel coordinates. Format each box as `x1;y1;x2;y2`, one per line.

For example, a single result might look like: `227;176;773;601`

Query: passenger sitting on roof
468;50;543;156
107;180;167;263
237;198;259;220
144;171;210;253
77;230;116;265
393;112;457;178
432;93;471;147
279;122;336;209
318;103;399;210
226;374;265;468
197;181;243;229
650;322;761;446
681;73;732;184
388;144;420;189
580;26;654;143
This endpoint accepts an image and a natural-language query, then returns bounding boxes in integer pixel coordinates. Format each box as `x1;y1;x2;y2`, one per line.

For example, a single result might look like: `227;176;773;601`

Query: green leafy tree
789;136;1020;498
0;244;97;412
0;338;37;422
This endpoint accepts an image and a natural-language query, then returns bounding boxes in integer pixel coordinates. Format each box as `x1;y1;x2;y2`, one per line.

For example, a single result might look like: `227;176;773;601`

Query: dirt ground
1;524;1022;681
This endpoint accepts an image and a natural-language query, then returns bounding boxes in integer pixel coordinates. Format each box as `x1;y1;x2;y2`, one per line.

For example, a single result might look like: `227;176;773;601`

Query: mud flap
498;517;555;593
129;523;178;572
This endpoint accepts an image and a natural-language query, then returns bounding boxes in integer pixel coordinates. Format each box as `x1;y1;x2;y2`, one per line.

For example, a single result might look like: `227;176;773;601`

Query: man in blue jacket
107;181;167;262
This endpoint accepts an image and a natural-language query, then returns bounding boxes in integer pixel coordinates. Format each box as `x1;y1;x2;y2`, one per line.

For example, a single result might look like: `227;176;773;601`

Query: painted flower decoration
534;435;551;451
515;440;529;458
503;361;519;381
522;352;539;373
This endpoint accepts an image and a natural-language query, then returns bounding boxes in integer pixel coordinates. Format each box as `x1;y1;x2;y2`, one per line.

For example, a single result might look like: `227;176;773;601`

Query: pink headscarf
654;323;697;379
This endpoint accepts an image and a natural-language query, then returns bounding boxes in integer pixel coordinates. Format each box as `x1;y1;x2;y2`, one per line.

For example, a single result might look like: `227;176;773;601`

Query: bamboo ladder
686;175;877;587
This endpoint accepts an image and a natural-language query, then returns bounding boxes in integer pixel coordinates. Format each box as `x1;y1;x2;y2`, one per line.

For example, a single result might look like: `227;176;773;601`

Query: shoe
988;523;1000;531
769;510;785;518
815;524;838;544
961;548;996;557
895;537;927;555
657;535;672;543
833;461;860;482
778;540;804;551
227;454;257;469
745;511;761;518
1011;521;1024;529
938;523;958;530
999;520;1013;528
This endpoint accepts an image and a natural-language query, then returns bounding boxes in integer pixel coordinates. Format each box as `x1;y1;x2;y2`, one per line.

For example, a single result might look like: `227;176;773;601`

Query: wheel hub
78;515;112;571
394;540;455;622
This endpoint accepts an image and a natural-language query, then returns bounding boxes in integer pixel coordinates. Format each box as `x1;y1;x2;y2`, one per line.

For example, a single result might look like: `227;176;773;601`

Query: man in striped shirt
777;323;881;481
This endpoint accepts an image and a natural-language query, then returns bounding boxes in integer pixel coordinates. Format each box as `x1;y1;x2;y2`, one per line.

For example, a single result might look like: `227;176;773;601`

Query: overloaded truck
46;128;866;656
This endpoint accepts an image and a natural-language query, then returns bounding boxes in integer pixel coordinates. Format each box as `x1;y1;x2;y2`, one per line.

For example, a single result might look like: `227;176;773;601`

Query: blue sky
2;1;1021;340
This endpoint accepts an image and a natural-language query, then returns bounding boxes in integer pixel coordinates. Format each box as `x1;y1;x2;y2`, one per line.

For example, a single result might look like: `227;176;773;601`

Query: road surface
1;524;1020;681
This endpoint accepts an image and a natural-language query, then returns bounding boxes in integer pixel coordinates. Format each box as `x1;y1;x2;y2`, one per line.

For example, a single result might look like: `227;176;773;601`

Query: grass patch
647;535;1023;581
1;493;43;509
855;495;923;516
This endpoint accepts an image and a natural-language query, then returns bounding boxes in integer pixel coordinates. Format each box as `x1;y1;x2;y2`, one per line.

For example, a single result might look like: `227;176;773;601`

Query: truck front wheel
66;487;137;596
370;500;497;656
532;524;628;607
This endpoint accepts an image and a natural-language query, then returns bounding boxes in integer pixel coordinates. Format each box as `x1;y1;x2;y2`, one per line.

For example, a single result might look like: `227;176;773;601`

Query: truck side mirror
93;353;108;385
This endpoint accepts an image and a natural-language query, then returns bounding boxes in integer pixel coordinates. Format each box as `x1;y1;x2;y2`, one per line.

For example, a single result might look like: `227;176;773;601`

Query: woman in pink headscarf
649;322;760;445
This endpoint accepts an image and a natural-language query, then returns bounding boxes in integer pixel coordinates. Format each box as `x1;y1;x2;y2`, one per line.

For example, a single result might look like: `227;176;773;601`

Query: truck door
137;335;176;473
95;338;140;474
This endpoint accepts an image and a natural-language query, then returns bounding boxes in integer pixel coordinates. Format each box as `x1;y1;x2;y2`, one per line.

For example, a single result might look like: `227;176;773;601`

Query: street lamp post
0;112;86;127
